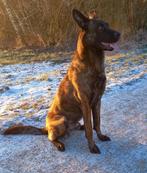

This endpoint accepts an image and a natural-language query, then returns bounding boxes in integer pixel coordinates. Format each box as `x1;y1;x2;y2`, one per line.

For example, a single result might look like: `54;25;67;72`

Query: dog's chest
82;63;106;98
82;68;100;91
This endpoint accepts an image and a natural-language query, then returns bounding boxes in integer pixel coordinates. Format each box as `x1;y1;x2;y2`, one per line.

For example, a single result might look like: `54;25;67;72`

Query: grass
0;49;72;65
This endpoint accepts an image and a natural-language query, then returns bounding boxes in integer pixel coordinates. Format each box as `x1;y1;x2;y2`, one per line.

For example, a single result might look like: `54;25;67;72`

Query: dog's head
72;9;120;51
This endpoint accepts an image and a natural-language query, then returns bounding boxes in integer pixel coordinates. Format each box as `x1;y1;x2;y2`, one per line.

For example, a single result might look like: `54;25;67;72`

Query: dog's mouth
99;42;116;51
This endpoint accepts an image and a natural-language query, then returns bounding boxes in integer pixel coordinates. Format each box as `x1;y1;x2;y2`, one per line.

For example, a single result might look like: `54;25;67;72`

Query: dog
4;9;120;154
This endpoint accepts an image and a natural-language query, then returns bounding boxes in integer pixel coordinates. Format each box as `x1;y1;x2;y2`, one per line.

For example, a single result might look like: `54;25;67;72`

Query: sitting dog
4;9;120;154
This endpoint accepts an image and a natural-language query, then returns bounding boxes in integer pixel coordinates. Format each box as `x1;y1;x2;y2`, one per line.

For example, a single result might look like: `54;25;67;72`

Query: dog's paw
89;144;101;154
56;142;65;151
52;140;65;152
98;134;111;141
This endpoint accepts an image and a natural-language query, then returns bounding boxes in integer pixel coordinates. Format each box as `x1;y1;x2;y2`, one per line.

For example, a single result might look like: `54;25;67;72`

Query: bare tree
1;0;20;36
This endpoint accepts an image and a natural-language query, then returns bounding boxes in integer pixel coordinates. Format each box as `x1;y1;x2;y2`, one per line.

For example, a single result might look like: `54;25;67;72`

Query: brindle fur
4;9;120;154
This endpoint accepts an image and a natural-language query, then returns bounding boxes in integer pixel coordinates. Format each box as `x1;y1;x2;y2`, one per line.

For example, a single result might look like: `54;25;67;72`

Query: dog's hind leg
47;126;66;151
46;114;67;151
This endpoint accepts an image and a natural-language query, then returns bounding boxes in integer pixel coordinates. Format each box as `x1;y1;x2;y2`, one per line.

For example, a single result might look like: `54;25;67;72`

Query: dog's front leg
92;97;111;141
90;74;106;107
73;81;100;154
80;93;101;153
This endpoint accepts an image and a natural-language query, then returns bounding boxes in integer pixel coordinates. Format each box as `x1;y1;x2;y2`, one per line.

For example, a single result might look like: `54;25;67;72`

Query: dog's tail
3;125;48;135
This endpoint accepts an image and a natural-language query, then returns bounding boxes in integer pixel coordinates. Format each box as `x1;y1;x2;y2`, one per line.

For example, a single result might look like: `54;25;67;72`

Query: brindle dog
4;9;120;154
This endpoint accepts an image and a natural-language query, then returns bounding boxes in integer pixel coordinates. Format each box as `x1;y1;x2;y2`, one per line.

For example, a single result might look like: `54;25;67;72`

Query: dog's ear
72;9;89;30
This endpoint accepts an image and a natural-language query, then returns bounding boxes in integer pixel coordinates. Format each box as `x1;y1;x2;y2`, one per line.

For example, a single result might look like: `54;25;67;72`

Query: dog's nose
114;32;120;39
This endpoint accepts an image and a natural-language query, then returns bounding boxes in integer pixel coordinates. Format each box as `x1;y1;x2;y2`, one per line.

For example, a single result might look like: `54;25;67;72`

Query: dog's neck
75;31;105;74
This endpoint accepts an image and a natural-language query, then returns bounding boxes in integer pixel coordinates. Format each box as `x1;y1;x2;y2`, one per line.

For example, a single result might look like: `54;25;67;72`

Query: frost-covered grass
0;58;70;129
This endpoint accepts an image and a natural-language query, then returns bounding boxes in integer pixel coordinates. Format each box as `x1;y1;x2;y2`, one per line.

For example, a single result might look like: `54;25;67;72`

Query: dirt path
0;76;146;173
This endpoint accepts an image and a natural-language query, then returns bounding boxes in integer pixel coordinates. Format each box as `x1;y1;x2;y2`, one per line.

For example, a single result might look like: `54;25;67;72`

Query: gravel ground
0;76;146;173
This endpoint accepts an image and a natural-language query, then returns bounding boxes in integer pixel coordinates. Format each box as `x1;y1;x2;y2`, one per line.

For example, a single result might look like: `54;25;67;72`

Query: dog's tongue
110;43;120;51
101;42;120;51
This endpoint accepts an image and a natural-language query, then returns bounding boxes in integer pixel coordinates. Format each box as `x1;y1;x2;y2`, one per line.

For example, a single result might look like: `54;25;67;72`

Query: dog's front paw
89;144;101;154
98;134;111;141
